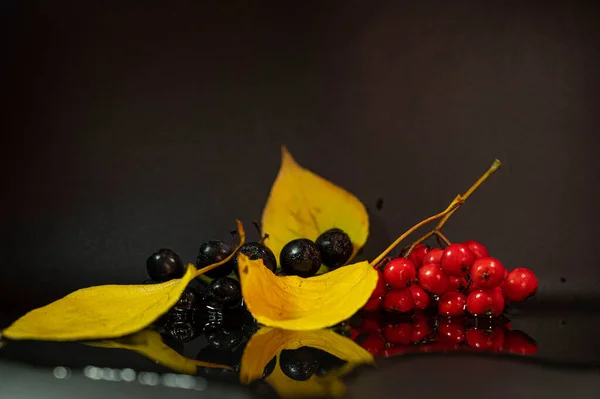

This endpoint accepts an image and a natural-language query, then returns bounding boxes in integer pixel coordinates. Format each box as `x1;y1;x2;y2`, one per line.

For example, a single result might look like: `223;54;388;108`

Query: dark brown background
1;0;599;319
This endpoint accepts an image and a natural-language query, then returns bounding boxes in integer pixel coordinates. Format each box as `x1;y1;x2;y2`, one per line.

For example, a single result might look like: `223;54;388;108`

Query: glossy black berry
196;240;235;278
263;356;277;379
166;322;198;342
233;242;277;277
203;277;242;310
280;239;321;277
206;325;245;350
279;347;319;381
315;228;353;269
146;248;185;282
176;287;199;310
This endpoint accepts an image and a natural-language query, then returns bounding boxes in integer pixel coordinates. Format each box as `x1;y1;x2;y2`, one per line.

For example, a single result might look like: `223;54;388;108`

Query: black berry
263;356;277;379
205;325;245;350
196;240;235;278
280;239;321;278
315;228;353;269
146;248;185;282
165;322;198;342
279;347;319;381
315;350;347;377
203;277;242;310
233;242;277;276
176;287;200;310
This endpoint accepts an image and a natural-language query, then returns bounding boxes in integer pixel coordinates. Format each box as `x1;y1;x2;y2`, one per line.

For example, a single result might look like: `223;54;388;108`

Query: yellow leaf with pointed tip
238;254;378;330
2;221;245;342
88;329;231;375
261;146;369;266
240;327;374;398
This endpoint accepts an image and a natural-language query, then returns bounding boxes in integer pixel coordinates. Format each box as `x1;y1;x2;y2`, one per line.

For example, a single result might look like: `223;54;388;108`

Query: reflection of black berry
279;347;319;381
233;242;277;276
280;239;321;278
315;350;347;377
146;249;185;282
203;277;242;310
206;325;245;350
263;356;277;379
196;241;235;278
316;228;353;269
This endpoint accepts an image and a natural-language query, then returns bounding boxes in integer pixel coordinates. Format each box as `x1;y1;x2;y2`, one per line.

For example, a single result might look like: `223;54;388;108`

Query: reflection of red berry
363;296;383;312
438;292;467;317
463;240;489;259
411;316;431;342
502;330;538;355
437;319;466;344
466;327;505;351
359;316;383;333
371;270;387;298
441;244;475;277
418;264;449;295
383;323;413;345
357;333;386;356
383;258;416;289
422;248;443;265
382;289;414;313
408;244;430;268
409;284;431;311
448;276;468;292
502;268;538;302
466;288;504;317
470;257;506;289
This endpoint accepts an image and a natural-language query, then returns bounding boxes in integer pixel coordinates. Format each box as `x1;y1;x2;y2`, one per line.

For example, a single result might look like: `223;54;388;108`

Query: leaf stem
196;220;246;277
435;159;502;230
370;195;463;267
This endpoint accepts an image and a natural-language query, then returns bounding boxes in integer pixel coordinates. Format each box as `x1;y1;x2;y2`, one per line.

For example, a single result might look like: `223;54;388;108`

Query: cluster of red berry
349;313;537;358
365;240;539;317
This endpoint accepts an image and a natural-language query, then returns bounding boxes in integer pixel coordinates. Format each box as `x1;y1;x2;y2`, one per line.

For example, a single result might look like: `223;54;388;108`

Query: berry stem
252;220;263;238
435;159;502;230
196;220;246;277
370;195;464;267
435;230;452;246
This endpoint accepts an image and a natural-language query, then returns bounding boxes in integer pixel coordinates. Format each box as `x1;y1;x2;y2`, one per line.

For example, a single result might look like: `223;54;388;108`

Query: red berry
437;319;466;344
470;257;506;289
440;244;475;277
382;289;414;313
448;276;468;292
463;240;489;259
411;316;431;342
358;333;386;356
383;323;413;345
466;327;505;351
408;244;430;268
422;248;443;265
502;268;538;302
438;292;467;317
504;268;509;280
362;296;383;312
371;270;387;298
350;327;360;341
502;330;538;355
466;288;505;317
383;258;416;289
418;264;449;295
409;284;431;311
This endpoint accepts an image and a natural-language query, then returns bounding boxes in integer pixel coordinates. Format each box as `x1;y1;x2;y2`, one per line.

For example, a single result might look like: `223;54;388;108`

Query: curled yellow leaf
1;266;198;341
88;329;231;375
2;220;245;342
261;146;369;265
238;254;378;330
240;327;374;398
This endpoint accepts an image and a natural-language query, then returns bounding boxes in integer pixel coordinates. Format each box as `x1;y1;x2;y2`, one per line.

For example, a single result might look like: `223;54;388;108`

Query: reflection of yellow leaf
261;146;369;265
238;255;377;330
88;330;231;375
2;221;246;342
240;327;374;398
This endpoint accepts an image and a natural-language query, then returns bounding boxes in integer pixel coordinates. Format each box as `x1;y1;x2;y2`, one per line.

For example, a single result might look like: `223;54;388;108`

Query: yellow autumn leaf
2;220;246;342
238;254;378;331
88;329;231;375
240;327;374;398
261;146;369;265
